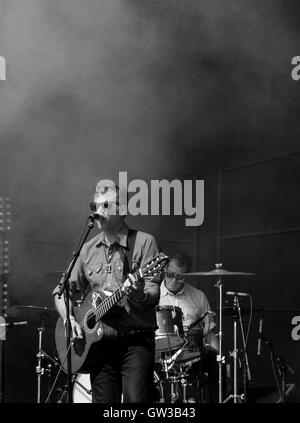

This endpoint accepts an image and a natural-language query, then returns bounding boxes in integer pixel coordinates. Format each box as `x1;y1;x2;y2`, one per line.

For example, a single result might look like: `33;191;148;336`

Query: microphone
226;291;249;297
89;202;100;219
257;318;263;357
0;321;28;327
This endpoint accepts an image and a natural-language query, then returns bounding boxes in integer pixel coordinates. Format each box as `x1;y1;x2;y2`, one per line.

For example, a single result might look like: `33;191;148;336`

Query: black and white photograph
0;0;300;408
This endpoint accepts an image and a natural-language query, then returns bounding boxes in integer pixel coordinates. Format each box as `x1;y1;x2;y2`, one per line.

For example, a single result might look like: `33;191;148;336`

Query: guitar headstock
140;253;170;279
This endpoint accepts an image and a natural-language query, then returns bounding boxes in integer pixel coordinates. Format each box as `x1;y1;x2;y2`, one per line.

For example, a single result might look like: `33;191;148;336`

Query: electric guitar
55;252;169;373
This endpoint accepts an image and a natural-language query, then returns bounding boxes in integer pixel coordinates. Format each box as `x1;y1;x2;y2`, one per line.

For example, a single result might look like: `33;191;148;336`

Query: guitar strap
123;229;138;277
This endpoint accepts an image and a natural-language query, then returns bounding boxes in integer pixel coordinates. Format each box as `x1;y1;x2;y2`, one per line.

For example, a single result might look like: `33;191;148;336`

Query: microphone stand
56;213;96;403
223;295;244;403
236;298;252;403
277;357;296;403
261;334;295;403
214;263;225;403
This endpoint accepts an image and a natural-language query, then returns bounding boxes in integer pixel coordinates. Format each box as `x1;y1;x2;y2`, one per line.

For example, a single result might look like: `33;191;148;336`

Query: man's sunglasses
89;201;119;212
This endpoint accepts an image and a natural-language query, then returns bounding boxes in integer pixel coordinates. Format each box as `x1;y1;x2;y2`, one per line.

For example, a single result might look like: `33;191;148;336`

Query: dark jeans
89;333;155;403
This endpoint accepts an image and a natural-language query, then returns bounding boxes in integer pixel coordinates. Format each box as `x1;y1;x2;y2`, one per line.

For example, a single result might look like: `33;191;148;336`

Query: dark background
0;0;299;403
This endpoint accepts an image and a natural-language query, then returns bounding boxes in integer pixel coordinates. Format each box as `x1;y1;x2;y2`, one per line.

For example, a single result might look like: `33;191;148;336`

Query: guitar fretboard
94;286;124;321
0;196;12;317
84;266;142;326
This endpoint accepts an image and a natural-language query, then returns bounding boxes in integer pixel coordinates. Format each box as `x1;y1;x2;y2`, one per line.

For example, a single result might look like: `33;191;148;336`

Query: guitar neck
95;267;141;320
0;196;12;317
96;286;124;320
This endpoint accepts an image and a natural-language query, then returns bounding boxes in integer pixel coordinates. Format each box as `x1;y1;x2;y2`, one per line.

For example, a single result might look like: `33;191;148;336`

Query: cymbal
184;269;255;276
7;306;58;329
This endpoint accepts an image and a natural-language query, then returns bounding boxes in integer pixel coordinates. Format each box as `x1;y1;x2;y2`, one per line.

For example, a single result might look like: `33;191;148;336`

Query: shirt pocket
84;263;104;287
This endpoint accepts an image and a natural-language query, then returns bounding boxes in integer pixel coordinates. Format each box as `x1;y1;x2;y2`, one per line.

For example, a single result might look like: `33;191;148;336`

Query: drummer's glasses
165;271;185;281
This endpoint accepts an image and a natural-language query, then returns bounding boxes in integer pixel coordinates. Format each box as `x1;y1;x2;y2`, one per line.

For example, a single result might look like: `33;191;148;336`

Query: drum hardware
162;338;189;372
223;295;247;403
45;363;54;402
36;326;45;403
155;305;185;353
6;305;58;329
57;384;68;403
159;335;204;403
164;364;198;403
185;263;255;403
153;370;165;403
180;356;202;369
179;329;204;363
39;348;92;403
156;310;210;370
6;305;58;403
156;314;211;403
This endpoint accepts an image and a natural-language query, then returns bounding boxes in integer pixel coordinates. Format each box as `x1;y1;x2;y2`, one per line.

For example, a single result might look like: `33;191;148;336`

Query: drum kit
153;305;212;403
3;263;296;403
149;263;257;403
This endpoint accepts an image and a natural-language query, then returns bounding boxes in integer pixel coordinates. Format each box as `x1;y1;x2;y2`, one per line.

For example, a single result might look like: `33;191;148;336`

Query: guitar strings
75;256;165;329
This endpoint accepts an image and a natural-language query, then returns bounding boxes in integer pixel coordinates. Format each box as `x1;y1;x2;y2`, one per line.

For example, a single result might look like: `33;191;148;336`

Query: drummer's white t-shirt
159;280;216;335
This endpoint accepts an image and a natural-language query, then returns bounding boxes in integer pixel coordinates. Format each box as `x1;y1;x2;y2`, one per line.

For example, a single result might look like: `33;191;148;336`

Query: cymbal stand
36;326;45;403
223;295;244;403
214;263;225;403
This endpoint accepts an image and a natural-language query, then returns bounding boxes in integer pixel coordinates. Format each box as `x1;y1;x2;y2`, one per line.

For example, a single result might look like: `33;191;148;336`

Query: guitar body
55;290;117;373
54;253;169;374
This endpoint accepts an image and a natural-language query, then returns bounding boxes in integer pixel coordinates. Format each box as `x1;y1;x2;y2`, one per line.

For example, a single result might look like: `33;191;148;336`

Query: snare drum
73;373;92;403
155;306;185;352
179;328;204;363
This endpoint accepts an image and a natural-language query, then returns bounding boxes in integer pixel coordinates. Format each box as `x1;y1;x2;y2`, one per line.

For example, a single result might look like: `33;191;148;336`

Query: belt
117;328;155;337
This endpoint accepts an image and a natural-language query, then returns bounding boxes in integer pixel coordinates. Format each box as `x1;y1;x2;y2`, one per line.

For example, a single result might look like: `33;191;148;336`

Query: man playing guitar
53;179;163;403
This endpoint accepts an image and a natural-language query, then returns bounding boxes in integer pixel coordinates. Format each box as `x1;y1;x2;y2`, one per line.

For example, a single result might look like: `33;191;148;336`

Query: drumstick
187;311;215;331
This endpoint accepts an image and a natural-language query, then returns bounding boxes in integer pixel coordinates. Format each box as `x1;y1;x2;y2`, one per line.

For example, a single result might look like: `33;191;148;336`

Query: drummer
159;251;221;403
